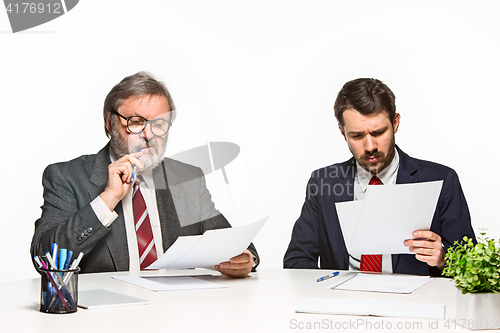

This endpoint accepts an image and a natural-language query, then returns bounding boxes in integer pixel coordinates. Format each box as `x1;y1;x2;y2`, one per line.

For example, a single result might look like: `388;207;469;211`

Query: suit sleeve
431;168;476;276
283;175;320;269
30;164;111;268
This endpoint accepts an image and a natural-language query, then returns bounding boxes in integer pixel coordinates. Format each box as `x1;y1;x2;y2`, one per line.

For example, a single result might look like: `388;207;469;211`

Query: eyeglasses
112;110;172;136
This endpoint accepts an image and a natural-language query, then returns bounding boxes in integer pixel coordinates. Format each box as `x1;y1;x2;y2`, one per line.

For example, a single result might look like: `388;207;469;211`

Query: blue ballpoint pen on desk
317;271;339;282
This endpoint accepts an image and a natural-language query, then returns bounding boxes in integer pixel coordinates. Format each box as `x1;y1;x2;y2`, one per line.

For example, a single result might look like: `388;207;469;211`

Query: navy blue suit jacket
284;146;475;276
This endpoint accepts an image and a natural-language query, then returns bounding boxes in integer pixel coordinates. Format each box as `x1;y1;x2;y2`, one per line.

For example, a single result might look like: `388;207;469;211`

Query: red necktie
360;176;383;273
133;177;158;270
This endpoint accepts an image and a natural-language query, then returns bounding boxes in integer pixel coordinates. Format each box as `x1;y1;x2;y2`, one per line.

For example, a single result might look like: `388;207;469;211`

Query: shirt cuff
91;196;118;228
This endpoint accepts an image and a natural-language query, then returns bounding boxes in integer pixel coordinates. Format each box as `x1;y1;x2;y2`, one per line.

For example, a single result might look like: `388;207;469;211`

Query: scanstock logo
3;0;79;33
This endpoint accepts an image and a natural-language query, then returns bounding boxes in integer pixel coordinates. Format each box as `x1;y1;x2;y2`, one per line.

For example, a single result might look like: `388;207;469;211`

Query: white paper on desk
146;218;266;270
296;297;445;319
331;273;433;294
113;275;227;292
337;181;443;254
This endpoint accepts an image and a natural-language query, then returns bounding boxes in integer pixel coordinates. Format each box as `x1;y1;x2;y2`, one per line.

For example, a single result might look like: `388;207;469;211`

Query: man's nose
364;135;377;152
140;122;154;139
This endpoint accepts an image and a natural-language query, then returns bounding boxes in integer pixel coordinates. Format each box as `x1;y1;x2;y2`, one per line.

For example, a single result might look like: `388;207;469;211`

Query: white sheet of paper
330;273;433;294
336;181;443;254
296;297;445;319
78;289;149;309
113;275;227;292
335;200;365;257
146;218;266;270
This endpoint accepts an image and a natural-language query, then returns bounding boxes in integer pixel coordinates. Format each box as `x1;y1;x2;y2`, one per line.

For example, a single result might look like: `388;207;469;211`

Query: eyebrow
347;126;389;136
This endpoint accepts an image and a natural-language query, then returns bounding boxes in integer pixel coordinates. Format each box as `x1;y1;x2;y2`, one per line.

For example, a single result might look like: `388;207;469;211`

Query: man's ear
105;115;112;134
339;124;347;141
393;113;401;134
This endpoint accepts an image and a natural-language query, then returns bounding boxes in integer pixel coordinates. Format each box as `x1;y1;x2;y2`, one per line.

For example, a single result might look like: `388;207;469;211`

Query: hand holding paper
336;181;443;255
146;218;266;274
215;250;254;278
405;230;446;268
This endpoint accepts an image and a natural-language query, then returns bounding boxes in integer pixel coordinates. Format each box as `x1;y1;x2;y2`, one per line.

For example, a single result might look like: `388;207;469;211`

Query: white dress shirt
90;152;164;272
349;149;400;273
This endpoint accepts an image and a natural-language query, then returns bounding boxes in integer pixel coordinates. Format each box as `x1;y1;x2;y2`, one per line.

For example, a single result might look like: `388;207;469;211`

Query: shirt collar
356;148;400;188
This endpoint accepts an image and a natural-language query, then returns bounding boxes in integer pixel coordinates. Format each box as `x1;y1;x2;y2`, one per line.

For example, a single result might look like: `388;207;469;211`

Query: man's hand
215;250;254;278
405;230;446;269
100;152;143;211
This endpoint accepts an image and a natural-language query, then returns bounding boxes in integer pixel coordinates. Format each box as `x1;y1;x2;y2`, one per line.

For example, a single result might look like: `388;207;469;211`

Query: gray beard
109;125;167;172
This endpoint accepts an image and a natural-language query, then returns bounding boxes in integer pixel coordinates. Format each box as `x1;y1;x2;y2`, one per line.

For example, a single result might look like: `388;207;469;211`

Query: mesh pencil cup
39;267;80;314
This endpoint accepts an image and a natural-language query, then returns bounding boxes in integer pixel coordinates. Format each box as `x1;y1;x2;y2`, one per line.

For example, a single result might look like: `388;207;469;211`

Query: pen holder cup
39;267;80;314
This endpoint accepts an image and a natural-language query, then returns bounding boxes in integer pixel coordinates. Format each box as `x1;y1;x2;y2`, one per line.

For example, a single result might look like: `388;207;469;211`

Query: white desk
1;269;479;332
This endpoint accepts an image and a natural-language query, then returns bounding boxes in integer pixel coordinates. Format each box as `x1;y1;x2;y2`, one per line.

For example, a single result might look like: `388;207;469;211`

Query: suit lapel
330;158;356;268
155;161;182;252
90;144;129;271
395;146;418;185
334;158;356;203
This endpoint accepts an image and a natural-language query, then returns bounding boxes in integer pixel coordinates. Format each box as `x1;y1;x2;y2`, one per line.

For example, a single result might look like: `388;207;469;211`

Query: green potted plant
443;229;500;330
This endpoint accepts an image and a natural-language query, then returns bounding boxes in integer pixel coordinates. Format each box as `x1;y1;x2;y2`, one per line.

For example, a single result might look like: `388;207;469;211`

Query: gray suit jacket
31;144;258;273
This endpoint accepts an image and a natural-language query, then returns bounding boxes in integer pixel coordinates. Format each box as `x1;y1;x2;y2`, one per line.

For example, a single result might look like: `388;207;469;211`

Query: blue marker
63;250;73;270
317;271;339;282
58;249;67;270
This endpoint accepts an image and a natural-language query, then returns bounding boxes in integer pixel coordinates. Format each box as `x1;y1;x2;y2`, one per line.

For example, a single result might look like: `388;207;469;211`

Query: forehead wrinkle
119;95;170;119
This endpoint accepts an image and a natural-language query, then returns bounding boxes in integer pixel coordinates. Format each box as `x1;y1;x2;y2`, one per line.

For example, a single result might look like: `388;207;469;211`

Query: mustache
360;150;384;160
128;139;159;153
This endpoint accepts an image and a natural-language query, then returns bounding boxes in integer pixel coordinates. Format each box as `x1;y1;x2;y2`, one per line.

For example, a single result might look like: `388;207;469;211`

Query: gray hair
103;71;176;138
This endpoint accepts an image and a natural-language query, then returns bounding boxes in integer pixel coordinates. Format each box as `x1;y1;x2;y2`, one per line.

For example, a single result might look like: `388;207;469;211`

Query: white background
1;1;499;283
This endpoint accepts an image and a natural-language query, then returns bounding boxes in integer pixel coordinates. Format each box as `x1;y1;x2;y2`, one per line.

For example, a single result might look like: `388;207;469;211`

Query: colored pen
58;249;67;270
317;271;339;282
131;165;137;183
63;250;73;270
34;256;43;269
45;252;58;270
71;252;84;269
63;252;84;285
130;148;142;183
51;243;58;268
40;260;71;311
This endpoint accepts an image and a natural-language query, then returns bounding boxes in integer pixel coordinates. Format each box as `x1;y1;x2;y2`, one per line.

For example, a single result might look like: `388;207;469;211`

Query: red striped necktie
360;176;383;273
133;177;158;270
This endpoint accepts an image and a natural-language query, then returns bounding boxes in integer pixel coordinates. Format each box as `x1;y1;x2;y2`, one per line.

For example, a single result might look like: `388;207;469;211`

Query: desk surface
2;269;481;332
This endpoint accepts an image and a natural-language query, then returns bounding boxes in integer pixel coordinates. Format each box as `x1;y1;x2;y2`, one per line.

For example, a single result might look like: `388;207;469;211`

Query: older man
284;78;475;276
32;72;258;277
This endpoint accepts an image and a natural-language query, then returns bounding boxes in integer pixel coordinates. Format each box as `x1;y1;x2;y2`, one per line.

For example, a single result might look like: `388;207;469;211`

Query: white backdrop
1;1;498;283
